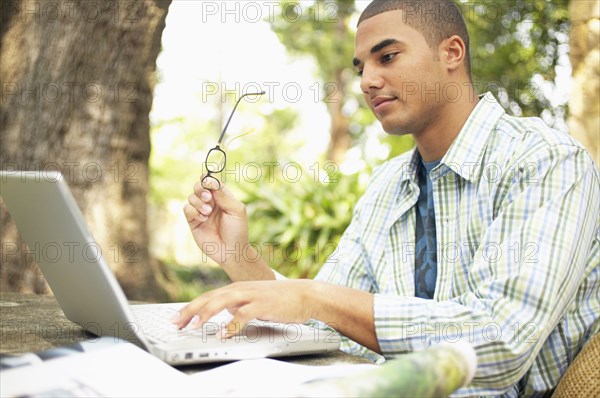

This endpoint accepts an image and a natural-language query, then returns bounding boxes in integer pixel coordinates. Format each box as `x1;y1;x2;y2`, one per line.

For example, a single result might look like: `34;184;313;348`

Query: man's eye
381;53;397;63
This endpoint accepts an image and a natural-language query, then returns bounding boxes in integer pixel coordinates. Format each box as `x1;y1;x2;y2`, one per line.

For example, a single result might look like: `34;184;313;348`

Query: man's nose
360;65;384;93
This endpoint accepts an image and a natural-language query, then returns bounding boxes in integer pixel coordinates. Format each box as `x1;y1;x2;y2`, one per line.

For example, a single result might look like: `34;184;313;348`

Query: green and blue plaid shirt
316;93;599;397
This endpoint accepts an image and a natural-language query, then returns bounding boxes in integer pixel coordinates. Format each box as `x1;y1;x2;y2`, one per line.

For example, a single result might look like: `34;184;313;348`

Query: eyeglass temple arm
217;91;265;145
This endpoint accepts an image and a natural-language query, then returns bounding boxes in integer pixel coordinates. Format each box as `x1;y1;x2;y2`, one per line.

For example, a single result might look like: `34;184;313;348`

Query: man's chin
374;113;408;136
380;122;411;136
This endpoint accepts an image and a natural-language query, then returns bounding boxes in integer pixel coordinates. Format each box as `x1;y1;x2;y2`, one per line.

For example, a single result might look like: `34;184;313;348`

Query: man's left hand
171;280;313;337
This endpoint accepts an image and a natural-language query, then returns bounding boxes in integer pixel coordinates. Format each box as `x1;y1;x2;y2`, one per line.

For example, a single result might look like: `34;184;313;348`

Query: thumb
223;305;256;338
211;182;246;216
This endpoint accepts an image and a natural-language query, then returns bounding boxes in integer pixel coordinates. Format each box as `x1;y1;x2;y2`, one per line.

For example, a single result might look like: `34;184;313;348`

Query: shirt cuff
272;269;287;280
373;293;433;355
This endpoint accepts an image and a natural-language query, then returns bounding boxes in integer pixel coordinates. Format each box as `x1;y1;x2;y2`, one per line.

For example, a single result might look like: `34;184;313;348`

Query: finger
188;194;213;216
183;203;200;221
173;288;243;330
223;304;259;338
171;298;209;329
183;203;206;224
193;181;214;204
200;190;212;203
197;176;220;191
211;182;246;216
194;179;244;216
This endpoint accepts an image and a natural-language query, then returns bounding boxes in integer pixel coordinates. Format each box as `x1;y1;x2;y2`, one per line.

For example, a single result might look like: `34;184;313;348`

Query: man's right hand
183;178;274;281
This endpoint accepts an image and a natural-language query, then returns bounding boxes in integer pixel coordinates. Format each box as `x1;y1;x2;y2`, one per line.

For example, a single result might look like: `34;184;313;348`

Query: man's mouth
371;96;396;113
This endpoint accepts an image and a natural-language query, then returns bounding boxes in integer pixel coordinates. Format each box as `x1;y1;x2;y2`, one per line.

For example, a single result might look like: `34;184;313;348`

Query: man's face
354;10;447;136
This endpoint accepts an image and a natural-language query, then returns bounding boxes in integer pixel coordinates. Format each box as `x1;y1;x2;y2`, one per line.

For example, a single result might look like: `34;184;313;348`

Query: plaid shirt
315;93;600;397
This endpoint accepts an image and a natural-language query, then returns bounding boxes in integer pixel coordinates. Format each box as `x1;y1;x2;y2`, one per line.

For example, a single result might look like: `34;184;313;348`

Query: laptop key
131;306;220;344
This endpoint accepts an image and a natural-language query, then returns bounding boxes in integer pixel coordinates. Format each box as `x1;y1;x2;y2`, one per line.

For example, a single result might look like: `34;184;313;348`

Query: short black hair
358;0;472;77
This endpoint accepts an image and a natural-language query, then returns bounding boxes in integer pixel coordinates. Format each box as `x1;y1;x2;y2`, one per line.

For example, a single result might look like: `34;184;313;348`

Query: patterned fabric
414;157;441;299
315;93;600;397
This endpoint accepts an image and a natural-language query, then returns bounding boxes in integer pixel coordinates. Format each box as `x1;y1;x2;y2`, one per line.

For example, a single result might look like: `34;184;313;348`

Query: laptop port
199;353;209;358
185;352;193;360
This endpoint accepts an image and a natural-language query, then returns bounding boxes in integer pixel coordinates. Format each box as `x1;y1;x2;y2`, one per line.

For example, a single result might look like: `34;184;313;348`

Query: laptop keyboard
131;306;222;344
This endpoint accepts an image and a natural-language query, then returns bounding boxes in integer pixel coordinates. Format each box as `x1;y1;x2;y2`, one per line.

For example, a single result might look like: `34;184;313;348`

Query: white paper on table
188;358;379;397
1;343;378;398
0;343;195;398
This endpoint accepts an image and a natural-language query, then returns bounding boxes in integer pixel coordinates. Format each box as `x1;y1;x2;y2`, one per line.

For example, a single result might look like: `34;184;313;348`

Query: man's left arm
365;143;600;393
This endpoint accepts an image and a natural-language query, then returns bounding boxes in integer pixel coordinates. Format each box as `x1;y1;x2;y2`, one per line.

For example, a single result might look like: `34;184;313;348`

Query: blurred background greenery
3;0;595;302
148;0;575;301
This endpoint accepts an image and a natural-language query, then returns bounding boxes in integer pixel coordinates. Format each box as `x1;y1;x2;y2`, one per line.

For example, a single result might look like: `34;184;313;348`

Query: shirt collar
399;148;421;183
435;92;506;182
397;92;505;184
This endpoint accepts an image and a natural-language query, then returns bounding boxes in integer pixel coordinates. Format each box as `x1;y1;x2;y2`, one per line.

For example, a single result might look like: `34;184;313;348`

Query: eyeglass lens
205;147;226;173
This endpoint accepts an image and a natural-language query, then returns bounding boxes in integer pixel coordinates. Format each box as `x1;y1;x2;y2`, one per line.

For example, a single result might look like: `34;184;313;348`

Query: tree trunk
0;0;171;301
326;67;351;164
325;5;352;164
568;0;600;165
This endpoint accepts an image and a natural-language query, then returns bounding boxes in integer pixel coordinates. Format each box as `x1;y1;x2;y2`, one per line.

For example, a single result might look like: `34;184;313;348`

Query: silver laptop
0;171;340;365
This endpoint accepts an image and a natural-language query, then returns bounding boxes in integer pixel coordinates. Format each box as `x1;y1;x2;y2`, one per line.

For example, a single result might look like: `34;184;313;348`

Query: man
178;1;599;396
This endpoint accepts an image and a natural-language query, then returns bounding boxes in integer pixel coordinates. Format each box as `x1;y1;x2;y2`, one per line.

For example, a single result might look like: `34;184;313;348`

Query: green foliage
270;0;356;82
461;0;570;124
227;107;300;165
166;261;229;301
149;116;215;206
231;0;571;279
148;0;571;284
270;1;369;150
238;166;368;278
271;0;570;128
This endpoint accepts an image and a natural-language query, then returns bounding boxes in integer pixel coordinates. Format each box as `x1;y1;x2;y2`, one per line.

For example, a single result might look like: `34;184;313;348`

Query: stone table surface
0;291;372;373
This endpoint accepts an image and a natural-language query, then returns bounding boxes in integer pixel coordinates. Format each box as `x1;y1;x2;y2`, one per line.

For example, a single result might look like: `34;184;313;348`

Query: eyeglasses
202;91;265;190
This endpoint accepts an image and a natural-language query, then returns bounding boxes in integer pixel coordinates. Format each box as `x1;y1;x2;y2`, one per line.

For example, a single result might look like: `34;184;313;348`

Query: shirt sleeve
315;200;384;362
271;201;382;361
272;269;287;281
372;144;600;393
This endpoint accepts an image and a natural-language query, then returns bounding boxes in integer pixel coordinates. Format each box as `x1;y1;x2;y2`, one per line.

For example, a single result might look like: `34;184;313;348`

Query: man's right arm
183;179;275;282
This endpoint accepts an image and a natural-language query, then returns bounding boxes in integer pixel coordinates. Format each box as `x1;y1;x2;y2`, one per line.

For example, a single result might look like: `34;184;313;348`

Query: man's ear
440;35;466;72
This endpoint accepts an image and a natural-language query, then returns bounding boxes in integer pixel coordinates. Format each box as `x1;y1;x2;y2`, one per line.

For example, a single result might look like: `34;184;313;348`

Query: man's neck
414;93;480;162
